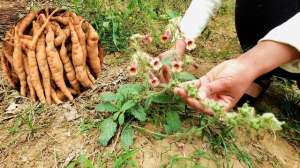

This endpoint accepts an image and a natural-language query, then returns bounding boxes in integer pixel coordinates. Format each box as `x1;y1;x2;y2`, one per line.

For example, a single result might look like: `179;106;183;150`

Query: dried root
0;9;104;104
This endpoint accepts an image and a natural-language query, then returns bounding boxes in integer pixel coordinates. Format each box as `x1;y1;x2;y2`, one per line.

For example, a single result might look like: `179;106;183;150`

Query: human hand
174;58;258;115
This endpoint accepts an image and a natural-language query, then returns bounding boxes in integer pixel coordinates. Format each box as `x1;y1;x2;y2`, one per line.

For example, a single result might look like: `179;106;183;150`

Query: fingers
185;97;214;116
174;87;214;116
174;87;188;99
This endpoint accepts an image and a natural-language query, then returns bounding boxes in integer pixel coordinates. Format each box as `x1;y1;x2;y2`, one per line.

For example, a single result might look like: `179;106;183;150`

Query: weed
79;119;97;133
66;153;94;168
8;104;46;135
112;149;138;168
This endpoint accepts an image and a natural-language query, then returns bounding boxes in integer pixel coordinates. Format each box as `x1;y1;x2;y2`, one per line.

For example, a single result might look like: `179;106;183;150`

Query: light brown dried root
1;51;17;87
35;20;52;104
69;22;93;88
51;22;65;47
50;16;70;25
45;24;74;101
13;27;27;97
23;53;36;101
85;22;101;77
17;11;36;36
60;39;80;93
51;87;63;104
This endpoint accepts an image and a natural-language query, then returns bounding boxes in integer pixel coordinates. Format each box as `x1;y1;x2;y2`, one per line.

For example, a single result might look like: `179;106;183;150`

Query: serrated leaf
119;113;125;125
130;105;147;122
175;72;196;82
121;100;136;112
98;118;117;146
120;126;134;149
95;102;118;112
164;111;181;134
100;92;117;102
117;84;145;96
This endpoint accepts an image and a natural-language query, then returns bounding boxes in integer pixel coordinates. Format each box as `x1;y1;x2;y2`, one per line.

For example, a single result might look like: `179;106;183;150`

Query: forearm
238;41;300;80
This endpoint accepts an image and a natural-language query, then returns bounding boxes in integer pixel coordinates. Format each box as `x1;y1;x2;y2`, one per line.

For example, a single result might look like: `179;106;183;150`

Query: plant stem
131;124;168;138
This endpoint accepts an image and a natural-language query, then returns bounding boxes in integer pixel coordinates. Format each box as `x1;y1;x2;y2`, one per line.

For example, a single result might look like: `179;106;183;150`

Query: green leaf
95;102;118;112
117;84;145;96
119;113;125;125
79;154;94;168
150;93;174;104
130;105;147;122
120;126;134;149
121;100;136;112
98;118;117;146
113;111;121;121
116;92;125;102
100;92;117;102
175;72;196;82
161;54;174;65
166;10;180;19
164;111;181;134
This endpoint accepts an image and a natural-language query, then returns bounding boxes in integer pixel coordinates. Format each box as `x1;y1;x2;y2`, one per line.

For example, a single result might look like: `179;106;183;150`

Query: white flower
185;39;196;51
127;62;138;76
142;34;153;45
148;72;160;87
150;57;162;71
160;30;171;43
171;60;183;72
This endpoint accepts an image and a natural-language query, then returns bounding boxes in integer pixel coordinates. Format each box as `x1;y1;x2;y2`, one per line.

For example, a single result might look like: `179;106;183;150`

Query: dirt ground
0;0;300;168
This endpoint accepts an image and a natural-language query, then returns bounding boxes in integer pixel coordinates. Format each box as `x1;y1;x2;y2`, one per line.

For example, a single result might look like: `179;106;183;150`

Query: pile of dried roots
0;9;104;104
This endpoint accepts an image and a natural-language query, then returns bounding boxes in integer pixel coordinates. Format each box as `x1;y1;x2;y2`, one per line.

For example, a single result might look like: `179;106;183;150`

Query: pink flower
160;30;171;43
128;62;138;76
142;34;153;45
148;72;160;87
185;39;196;51
171;60;183;72
150;57;162;71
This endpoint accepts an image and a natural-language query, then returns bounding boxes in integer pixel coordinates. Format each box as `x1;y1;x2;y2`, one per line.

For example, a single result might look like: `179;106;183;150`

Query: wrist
237;41;300;80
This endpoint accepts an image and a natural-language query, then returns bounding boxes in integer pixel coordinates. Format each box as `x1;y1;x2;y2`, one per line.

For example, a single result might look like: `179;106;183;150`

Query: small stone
5;102;20;114
63;103;80;122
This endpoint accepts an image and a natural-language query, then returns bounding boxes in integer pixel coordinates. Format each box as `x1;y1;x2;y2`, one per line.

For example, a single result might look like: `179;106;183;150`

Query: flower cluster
127;48;185;87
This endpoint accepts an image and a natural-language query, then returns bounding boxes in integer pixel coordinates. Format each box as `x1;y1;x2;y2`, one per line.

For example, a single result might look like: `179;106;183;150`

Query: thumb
175;39;186;58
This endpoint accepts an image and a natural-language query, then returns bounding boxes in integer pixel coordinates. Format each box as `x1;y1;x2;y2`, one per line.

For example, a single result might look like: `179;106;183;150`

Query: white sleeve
260;12;300;53
179;0;222;39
